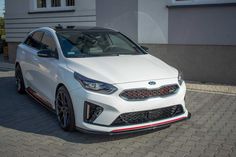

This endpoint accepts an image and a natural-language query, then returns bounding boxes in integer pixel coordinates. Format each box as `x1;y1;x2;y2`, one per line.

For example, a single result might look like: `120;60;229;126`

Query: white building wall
138;0;169;44
5;0;96;42
138;0;236;44
96;0;138;42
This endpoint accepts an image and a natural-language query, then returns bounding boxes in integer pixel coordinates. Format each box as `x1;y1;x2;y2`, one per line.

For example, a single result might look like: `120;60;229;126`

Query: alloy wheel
56;91;70;128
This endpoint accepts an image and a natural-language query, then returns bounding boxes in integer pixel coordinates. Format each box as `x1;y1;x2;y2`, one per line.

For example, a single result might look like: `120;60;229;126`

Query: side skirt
26;87;55;113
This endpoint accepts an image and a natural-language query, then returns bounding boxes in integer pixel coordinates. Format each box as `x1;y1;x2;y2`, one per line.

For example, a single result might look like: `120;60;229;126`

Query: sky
0;0;4;17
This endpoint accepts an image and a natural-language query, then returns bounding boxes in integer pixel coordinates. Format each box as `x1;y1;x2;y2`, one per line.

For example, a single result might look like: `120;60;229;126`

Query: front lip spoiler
76;112;191;135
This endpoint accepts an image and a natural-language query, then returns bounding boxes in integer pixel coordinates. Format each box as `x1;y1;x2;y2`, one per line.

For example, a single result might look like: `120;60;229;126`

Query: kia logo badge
148;81;156;85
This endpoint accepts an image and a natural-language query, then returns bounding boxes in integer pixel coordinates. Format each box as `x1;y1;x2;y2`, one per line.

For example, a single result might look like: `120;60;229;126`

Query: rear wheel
55;86;75;131
15;65;25;94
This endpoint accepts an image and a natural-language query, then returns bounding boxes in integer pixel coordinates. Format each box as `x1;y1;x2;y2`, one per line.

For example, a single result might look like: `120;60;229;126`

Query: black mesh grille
111;105;184;126
120;84;179;101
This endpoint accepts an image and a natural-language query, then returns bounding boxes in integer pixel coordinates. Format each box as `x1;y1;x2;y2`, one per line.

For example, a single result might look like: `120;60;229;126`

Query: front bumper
69;79;189;133
77;112;191;135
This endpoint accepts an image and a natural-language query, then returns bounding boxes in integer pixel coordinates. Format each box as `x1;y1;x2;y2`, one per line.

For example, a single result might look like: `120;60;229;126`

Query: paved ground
0;54;15;71
0;70;236;157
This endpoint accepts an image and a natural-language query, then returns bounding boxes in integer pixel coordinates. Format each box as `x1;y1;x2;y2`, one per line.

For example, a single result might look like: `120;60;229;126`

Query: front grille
120;84;179;101
111;105;184;126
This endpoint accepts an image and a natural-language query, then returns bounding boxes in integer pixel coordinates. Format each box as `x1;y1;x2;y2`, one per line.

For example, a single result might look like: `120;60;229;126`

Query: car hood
66;54;178;84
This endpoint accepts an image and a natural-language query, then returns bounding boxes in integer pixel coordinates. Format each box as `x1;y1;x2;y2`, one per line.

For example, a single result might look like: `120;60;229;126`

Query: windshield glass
57;31;145;58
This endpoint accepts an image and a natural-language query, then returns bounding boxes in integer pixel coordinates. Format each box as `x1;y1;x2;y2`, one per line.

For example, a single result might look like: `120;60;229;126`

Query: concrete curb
0;62;15;71
186;83;236;95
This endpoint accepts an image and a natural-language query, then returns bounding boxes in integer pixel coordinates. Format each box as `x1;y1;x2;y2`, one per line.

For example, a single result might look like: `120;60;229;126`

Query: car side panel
16;44;39;90
34;57;61;107
16;30;82;109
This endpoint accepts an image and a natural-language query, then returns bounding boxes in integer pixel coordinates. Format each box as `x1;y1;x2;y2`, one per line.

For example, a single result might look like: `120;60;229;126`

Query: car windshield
57;31;145;58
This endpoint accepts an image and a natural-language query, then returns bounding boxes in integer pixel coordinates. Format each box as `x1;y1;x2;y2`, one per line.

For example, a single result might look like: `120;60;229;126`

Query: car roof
54;26;118;32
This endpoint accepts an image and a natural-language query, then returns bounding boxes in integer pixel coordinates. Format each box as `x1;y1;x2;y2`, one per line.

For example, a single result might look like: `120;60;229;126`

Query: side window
24;35;33;46
41;31;58;57
25;31;44;50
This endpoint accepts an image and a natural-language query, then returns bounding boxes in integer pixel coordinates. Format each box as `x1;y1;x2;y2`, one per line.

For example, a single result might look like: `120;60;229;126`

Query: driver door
34;31;60;105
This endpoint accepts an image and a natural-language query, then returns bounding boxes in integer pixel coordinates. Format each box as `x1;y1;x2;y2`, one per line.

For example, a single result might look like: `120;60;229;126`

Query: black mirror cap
37;49;58;58
141;46;149;52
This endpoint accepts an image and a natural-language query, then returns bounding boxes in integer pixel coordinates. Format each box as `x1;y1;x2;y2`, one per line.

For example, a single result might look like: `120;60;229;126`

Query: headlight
74;72;118;94
178;72;184;85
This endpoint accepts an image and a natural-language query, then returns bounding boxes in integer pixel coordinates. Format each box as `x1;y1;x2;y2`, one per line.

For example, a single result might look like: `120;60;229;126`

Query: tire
55;86;75;131
15;65;25;94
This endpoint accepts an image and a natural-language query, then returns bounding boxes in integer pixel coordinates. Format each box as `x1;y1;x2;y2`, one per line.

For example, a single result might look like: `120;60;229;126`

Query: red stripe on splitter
112;116;187;133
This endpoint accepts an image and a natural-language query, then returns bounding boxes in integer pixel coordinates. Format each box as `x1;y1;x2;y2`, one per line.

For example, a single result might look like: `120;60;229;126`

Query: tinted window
41;31;58;57
25;31;44;50
41;32;57;51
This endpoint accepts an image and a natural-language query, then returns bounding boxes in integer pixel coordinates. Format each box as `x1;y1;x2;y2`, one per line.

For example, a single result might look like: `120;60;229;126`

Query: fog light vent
84;101;103;123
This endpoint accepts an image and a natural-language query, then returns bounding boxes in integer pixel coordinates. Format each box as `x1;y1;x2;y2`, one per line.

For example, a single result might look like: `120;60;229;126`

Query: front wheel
55;86;75;131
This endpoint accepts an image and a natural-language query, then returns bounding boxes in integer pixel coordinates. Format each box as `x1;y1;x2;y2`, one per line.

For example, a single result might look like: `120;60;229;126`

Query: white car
15;26;190;134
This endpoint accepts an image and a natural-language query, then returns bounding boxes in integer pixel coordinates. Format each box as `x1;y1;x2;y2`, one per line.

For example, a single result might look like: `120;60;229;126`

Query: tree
0;17;5;39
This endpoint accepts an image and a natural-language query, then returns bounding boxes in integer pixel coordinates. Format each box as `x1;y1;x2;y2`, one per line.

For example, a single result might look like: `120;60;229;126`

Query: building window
32;0;75;12
66;0;75;6
37;0;47;8
51;0;61;7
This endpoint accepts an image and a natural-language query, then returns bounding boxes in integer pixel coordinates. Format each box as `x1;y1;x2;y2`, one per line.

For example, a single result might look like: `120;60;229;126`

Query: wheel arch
55;83;66;97
54;83;66;107
54;83;75;108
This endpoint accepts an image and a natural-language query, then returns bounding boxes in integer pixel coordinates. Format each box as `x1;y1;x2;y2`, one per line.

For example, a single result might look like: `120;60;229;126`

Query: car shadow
0;75;168;144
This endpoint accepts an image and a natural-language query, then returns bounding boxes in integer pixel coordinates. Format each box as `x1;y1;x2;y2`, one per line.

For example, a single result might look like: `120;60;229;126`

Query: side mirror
141;46;149;52
37;49;54;58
